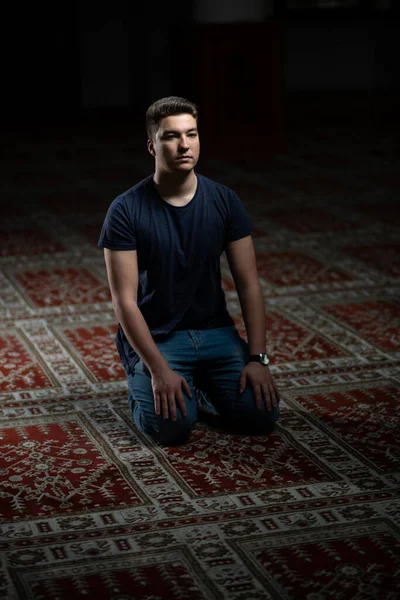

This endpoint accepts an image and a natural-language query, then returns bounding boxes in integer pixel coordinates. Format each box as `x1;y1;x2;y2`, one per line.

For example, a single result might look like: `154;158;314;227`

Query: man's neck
153;170;197;202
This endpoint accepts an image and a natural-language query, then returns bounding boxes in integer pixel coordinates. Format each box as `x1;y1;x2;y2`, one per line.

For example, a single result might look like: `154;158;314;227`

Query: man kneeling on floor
98;96;280;445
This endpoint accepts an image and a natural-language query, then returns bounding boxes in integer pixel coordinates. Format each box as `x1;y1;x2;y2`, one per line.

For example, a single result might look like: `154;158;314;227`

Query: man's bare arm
104;248;190;420
104;248;168;374
225;235;267;355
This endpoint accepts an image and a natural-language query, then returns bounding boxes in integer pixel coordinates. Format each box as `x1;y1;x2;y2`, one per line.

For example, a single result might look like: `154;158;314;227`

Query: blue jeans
127;325;280;445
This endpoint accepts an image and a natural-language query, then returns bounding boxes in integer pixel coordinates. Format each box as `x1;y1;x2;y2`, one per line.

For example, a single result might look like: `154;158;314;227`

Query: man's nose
178;136;189;149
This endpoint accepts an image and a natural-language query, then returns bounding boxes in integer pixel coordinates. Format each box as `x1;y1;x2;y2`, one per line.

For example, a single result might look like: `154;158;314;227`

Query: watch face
250;354;269;365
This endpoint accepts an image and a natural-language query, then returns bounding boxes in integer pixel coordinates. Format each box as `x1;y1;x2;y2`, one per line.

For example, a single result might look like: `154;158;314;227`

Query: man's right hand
151;366;191;421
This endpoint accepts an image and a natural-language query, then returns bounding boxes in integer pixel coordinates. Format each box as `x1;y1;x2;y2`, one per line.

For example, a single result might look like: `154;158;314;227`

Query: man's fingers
154;392;161;416
262;384;272;411
161;394;169;419
176;392;187;418
265;384;279;410
253;384;263;410
273;384;280;404
182;378;192;400
168;393;177;421
270;384;279;408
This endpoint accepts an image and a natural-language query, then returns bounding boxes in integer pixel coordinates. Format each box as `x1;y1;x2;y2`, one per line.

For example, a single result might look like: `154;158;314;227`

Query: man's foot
194;388;222;429
195;388;220;416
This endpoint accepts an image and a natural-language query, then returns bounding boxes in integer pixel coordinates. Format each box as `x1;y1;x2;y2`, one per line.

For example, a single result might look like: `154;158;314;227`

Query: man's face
148;114;200;173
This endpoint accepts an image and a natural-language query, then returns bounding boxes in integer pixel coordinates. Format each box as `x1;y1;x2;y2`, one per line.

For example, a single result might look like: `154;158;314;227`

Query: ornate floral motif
291;384;400;473
323;300;400;351
0;333;52;392
256;251;354;286
241;526;400;599
63;325;125;381
342;244;400;277
15;268;111;307
0;417;143;520
163;423;335;496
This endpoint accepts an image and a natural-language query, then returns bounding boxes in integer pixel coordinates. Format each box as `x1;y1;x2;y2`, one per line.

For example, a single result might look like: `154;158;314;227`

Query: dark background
3;0;399;159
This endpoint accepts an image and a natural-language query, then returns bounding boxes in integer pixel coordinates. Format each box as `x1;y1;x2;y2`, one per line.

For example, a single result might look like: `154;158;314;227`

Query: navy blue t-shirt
98;173;254;375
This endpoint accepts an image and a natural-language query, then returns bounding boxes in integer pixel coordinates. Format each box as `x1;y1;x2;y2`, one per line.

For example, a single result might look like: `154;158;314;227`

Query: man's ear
147;139;155;157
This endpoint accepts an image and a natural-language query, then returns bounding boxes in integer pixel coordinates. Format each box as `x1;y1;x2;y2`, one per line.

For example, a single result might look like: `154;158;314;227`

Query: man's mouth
176;156;192;160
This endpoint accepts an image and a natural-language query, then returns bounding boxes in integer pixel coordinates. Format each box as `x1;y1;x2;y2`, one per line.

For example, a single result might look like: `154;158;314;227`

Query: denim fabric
127;325;280;445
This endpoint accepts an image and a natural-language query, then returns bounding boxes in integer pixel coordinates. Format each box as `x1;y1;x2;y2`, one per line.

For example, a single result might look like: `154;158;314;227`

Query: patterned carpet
1;113;399;599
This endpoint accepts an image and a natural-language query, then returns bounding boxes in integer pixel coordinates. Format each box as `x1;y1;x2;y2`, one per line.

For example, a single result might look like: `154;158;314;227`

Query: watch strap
248;353;270;365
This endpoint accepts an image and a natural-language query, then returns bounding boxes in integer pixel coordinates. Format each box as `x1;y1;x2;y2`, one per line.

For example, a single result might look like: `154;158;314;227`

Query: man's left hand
239;362;279;411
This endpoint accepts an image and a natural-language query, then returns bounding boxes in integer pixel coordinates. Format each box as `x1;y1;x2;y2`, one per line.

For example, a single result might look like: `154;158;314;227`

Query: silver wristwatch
248;353;270;366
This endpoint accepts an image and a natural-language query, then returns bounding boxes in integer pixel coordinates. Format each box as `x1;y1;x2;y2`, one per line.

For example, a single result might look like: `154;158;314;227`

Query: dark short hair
146;96;198;140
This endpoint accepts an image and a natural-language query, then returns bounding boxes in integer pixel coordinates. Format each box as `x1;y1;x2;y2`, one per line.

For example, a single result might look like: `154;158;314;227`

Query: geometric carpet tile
266;311;349;363
0;400;355;521
159;415;339;498
287;381;400;474
13;267;111;307
0;319;127;400
341;243;400;277
0;330;54;393
10;550;215;600
255;251;354;286
0;413;144;522
6;519;400;599
60;324;125;382
230;311;348;364
233;520;400;600
322;300;400;352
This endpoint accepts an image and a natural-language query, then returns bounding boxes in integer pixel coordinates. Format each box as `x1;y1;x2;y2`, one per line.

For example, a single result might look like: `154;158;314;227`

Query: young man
98;96;280;446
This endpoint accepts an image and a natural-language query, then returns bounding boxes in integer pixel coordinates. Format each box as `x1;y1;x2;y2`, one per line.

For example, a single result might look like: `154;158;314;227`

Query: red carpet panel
1;120;399;599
